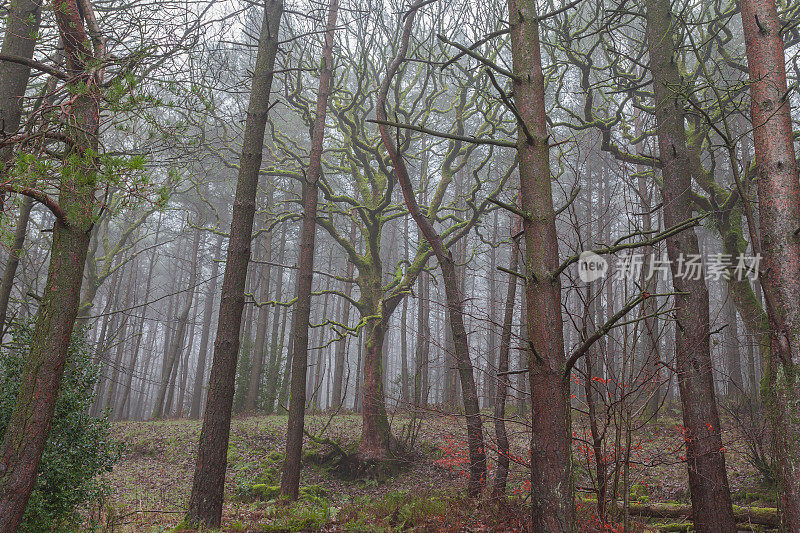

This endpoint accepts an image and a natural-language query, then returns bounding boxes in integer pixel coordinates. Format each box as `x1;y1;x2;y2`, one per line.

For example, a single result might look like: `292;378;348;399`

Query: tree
376;0;486;497
0;0;103;528
187;0;283;526
508;0;573;529
644;0;736;527
493;215;520;498
740;0;800;528
280;0;339;501
0;0;42;188
0;0;44;329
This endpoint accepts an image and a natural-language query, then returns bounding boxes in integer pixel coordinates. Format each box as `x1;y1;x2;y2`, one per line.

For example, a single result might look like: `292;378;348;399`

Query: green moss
267;451;285;463
255;466;279;485
170;518;191;532
233;483;282;502
656;523;692;532
299;484;328;499
250;484;282;501
260;500;333;532
227;444;239;465
630;482;650;502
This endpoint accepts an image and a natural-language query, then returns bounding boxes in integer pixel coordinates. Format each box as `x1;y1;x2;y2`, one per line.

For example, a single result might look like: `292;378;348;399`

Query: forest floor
83;404;779;532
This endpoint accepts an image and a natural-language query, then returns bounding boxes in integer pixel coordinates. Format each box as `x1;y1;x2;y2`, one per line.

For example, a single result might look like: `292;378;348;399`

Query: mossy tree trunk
0;0;100;529
645;0;736;528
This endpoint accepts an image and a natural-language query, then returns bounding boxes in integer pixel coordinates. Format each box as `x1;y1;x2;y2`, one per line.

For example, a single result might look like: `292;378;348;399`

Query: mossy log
622;502;778;528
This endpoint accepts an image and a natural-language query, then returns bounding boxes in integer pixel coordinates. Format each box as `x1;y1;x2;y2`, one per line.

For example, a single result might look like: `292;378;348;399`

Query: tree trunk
635;123;662;419
485;212;499;410
310;250;334;410
0;0;43;195
645;0;736;528
263;226;287;414
189;234;222;419
279;0;337;501
508;1;573;529
0;0;99;527
723;294;744;397
245;191;275;412
376;0;486;495
277;284;296;414
176;288;199;416
154;227;200;419
413;272;430;408
332;235;355;407
740;0;800;528
413;141;431;410
400;218;410;405
186;1;282;526
358;307;392;455
0;197;33;332
492;218;519;498
245;264;271;412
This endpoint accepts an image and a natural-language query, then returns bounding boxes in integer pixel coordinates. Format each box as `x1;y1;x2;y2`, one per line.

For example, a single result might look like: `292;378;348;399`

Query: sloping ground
90;414;529;531
85;409;776;532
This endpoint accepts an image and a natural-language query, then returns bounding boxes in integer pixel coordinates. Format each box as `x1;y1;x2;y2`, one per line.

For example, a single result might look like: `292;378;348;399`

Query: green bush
0;324;120;532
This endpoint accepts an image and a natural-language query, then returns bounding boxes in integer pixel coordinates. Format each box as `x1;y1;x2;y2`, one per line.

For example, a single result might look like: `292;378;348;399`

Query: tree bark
357;303;392;455
645;0;736;528
740;0;800;529
492;218;519;498
0;0;99;528
279;0;337;501
508;1;573;529
186;1;282;526
0;0;43;190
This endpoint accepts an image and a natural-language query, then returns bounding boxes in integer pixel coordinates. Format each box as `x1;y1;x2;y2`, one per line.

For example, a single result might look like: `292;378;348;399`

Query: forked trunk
375;0;486;494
